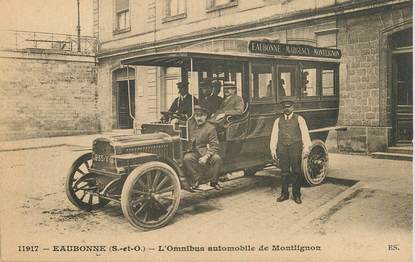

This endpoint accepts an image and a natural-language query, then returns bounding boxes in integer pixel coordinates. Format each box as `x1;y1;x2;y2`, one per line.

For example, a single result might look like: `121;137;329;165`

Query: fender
115;153;185;181
309;126;347;134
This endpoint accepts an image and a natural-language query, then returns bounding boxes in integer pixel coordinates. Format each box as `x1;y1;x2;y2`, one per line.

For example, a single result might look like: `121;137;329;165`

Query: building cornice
97;0;411;61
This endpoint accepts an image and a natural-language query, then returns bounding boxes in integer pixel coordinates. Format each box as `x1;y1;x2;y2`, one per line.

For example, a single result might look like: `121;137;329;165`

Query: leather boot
276;193;289;202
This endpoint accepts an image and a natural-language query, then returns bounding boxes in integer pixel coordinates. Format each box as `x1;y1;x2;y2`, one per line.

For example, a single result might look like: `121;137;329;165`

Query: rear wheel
65;153;110;210
301;140;328;186
121;161;181;230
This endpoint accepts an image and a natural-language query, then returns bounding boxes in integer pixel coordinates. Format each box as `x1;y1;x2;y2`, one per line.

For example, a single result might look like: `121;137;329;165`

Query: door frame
391;47;413;145
112;66;136;129
116;80;136;129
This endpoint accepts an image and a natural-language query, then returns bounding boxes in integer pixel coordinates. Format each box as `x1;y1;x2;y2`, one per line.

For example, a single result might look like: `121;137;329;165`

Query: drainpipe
77;0;81;52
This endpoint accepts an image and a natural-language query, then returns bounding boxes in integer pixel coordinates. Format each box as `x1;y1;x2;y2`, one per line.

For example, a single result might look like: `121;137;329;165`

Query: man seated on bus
161;81;198;122
183;105;223;191
210;82;245;124
200;80;223;115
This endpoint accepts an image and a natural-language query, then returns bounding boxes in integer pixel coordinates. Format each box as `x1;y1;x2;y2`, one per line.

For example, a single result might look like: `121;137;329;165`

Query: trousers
277;141;303;197
183;152;222;187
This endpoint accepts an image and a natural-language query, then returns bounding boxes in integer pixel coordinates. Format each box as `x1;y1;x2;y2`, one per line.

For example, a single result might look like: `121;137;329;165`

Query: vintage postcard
0;0;412;261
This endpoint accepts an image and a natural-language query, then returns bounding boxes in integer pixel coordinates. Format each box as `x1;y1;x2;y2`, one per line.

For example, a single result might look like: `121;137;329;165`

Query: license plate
92;154;112;163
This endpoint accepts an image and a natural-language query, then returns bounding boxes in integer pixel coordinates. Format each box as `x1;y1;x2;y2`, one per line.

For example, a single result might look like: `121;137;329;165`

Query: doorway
117;80;135;129
391;29;413;145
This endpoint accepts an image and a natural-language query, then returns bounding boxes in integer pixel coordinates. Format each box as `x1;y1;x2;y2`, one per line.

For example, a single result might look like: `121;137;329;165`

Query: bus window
278;66;296;98
188;71;199;97
213;62;243;97
250;63;273;100
301;68;317;97
322;69;335;96
193;61;243;99
165;67;182;111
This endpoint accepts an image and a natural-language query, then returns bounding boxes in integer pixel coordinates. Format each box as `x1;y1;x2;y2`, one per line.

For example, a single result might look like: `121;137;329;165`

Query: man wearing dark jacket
202;80;223;115
183;105;223;191
166;81;197;120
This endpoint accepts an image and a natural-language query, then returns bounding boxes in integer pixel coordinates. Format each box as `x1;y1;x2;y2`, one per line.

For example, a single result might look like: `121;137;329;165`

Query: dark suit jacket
168;94;198;118
201;95;223;115
188;119;219;158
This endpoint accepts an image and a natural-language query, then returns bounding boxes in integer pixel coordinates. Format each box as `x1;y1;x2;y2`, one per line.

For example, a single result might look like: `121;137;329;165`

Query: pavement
0;129;133;152
0;133;412;262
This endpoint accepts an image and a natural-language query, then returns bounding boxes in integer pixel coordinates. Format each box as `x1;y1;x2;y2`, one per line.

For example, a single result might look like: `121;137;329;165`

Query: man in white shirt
269;100;312;204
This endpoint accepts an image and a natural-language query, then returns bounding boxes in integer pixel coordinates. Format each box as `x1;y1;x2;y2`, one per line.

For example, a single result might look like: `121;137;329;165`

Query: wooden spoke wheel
121;161;181;230
301;140;329;186
65;153;110;210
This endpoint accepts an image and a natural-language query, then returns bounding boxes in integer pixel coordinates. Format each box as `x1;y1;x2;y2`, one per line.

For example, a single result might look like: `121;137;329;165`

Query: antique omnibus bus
65;39;343;230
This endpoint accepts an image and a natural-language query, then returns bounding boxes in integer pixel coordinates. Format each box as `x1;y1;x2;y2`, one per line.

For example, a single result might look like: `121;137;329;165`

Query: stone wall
0;51;99;141
335;5;412;153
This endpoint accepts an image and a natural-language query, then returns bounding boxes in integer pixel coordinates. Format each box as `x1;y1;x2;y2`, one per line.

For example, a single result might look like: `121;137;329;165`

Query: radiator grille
122;144;172;158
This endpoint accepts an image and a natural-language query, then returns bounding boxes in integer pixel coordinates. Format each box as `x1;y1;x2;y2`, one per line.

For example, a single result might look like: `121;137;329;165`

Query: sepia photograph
0;0;412;261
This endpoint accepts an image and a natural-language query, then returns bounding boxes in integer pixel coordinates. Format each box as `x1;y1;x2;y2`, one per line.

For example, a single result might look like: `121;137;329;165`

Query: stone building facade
94;0;412;153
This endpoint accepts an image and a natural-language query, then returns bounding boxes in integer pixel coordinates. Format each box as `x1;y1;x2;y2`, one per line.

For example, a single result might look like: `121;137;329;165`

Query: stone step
371;152;412;161
386;146;413;155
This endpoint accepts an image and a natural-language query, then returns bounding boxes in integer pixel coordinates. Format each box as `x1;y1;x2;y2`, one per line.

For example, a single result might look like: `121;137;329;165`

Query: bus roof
120;39;341;67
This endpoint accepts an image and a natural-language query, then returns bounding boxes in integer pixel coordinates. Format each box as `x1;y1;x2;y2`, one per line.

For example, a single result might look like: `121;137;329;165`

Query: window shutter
116;0;129;12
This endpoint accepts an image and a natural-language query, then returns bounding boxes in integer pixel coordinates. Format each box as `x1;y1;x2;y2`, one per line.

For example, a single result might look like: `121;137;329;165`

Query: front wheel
121;161;181;230
301;140;329;186
65;153;110;210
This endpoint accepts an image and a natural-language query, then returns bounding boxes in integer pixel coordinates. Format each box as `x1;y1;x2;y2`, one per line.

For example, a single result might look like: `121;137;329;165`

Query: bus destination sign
249;40;342;59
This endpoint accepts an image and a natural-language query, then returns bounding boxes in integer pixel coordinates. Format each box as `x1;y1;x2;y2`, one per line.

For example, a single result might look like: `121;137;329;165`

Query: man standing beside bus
270;101;312;204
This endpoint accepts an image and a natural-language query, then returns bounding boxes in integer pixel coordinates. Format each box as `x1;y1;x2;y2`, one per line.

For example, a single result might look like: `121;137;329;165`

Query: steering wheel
160;111;187;123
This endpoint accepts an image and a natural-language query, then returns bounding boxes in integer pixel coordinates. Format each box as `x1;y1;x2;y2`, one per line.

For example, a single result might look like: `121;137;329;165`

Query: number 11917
17;245;39;252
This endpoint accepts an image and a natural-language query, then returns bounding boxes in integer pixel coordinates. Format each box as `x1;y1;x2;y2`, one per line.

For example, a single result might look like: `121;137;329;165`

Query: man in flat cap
269;100;312;204
211;81;245;123
183;105;223;191
164;81;198;121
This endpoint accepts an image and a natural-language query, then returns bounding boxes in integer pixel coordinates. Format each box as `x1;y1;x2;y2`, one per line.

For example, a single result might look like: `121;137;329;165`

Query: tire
65;153;110;210
301;139;329;186
121;161;181;230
